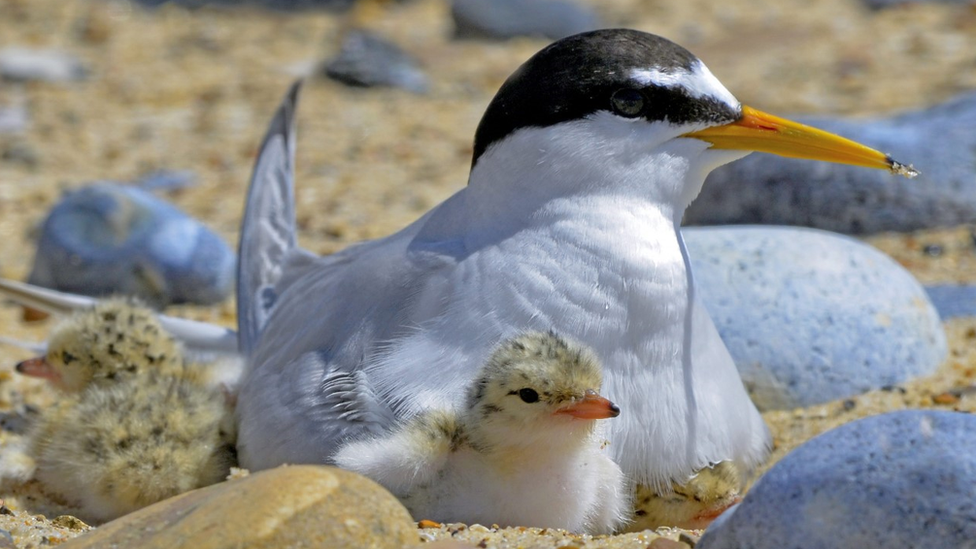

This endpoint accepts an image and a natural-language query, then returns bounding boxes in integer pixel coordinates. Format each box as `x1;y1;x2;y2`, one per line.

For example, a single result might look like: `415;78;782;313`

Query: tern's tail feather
0;278;238;355
237;80;303;356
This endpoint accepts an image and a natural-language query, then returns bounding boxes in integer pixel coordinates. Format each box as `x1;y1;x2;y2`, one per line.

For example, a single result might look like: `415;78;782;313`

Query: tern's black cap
471;29;742;168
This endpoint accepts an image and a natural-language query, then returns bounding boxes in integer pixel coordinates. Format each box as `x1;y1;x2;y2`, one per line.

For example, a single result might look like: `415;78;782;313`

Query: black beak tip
609;402;621;417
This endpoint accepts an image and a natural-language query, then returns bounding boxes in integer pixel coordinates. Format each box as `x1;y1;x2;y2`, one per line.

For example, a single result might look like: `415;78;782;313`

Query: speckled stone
684;226;947;410
451;0;601;40
28;183;234;307
685;92;976;235
60;465;418;549
698;410;976;549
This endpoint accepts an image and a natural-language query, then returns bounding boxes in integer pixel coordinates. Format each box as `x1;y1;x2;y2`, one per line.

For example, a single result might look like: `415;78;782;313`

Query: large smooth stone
61;465;418;549
685;92;976;235
684;226;946;410
28;184;235;307
698;410;976;549
451;0;601;40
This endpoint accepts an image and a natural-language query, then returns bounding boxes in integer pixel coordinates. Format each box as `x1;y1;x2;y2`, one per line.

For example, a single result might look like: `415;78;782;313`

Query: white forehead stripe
629;60;739;110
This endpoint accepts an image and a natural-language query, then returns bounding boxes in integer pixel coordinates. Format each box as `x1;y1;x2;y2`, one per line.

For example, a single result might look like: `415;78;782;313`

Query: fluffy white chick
334;331;628;534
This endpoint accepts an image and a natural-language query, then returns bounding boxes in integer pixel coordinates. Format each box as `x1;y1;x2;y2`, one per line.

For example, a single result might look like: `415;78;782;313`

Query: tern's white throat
465;115;750;234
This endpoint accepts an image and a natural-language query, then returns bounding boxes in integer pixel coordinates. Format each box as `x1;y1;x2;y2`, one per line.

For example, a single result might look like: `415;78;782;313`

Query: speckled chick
15;298;235;523
29;368;236;523
628;461;742;531
334;331;629;534
15;297;185;392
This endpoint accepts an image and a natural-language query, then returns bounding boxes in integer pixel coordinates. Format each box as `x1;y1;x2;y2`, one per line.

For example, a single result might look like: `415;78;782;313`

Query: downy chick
30;369;236;523
15;297;184;392
16;299;235;523
629;460;742;530
334;331;629;534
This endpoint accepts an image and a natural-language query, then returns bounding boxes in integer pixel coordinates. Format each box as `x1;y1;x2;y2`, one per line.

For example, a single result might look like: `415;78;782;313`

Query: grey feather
237;80;302;355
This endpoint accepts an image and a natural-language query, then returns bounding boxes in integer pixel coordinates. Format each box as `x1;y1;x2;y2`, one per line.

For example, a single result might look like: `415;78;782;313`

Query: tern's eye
610;89;646;118
518;388;540;403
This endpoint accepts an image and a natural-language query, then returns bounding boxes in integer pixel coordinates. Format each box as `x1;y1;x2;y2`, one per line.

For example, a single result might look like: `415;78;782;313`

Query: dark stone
323;30;428;94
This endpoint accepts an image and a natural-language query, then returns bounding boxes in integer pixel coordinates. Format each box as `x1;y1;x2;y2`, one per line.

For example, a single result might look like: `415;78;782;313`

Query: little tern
234;29;916;491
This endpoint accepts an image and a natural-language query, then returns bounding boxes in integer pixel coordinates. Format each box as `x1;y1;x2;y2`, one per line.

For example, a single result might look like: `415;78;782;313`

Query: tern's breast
374;196;692;414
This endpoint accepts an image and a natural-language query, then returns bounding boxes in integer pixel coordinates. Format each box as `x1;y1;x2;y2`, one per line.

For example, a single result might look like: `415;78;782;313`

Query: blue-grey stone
685;92;976;235
863;0;972;8
451;0;601;40
28;184;235;307
0;47;87;83
684;226;946;410
323;30;428;94
135;169;198;192
699;410;976;549
0;105;28;134
924;285;976;320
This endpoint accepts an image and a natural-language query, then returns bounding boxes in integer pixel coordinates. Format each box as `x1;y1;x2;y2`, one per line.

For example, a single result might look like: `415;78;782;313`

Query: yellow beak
683;105;918;178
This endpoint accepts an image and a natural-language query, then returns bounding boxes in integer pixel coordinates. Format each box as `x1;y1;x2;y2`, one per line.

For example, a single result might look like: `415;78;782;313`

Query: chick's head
17;298;183;392
465;331;619;451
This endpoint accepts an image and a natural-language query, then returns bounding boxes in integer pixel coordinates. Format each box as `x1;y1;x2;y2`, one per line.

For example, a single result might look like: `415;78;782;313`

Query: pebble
923;285;976;319
698;410;976;549
684;226;947;410
136;170;198;192
323;30;429;94
28;183;235;307
0;48;87;83
685;92;976;235
132;0;356;9
862;0;973;8
0;106;27;134
59;465;418;549
451;0;601;40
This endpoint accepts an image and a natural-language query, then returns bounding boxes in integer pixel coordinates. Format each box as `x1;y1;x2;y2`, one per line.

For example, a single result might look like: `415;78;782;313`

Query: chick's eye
610;89;645;118
518;388;539;403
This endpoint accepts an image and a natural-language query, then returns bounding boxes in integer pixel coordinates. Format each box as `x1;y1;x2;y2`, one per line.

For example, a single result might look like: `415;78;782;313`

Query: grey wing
0;278;238;354
237;80;304;356
235;348;398;470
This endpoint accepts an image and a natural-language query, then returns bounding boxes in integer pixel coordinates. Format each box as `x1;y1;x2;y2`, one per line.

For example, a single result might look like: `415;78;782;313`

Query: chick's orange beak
683;105;918;178
554;389;621;420
16;356;59;381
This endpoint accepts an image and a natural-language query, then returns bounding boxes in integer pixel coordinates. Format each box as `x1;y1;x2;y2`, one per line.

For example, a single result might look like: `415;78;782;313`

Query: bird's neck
460;123;718;237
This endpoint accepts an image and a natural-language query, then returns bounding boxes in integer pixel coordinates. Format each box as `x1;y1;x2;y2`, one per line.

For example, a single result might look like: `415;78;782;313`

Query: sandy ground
1;0;976;546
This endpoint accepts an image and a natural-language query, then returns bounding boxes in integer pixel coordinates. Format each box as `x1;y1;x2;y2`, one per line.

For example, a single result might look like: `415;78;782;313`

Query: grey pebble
698;410;976;549
863;0;973;8
0;105;28;134
923;285;976;320
451;0;601;40
28;183;235;308
0;47;87;83
685;92;976;235
684;226;946;410
135;169;198;192
323;30;429;94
